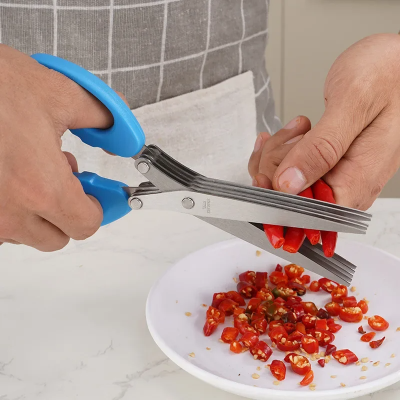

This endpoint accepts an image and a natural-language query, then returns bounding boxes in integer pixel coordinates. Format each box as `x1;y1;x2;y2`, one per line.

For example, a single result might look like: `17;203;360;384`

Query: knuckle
40;236;70;252
73;214;101;241
309;135;342;171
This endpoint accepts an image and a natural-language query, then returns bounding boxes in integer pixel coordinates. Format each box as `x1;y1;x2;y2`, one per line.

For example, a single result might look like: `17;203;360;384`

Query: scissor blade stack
130;145;372;285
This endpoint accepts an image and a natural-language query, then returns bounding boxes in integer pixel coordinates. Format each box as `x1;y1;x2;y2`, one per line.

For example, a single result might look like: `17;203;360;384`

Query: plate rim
146;238;400;399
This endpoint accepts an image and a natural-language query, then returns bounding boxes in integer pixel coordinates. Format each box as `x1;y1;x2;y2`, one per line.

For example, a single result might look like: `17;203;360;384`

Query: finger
63;151;79;173
33;158;103;241
248;132;271;178
272;102;382;195
12;215;70;252
253;172;273;189
248;116;311;178
0;238;19;245
115;91;131;108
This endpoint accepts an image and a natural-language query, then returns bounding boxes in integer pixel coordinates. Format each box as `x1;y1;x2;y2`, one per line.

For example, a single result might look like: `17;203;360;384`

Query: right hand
0;45;115;251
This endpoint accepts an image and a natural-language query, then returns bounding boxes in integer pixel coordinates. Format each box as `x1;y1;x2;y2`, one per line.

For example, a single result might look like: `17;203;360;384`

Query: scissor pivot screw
182;197;195;209
137;162;150;174
129;197;143;210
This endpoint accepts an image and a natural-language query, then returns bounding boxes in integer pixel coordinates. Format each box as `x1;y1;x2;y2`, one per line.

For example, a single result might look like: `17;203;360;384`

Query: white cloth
62;71;257;187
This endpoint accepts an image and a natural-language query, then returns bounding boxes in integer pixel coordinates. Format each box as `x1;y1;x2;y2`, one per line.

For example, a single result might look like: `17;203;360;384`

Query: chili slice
230;341;243;354
332;349;358;365
300;370;314;386
283;228;306;253
368;315;389;331
270;360;286;381
360;332;376;342
370;337;385;349
263;224;285;249
250;341;272;362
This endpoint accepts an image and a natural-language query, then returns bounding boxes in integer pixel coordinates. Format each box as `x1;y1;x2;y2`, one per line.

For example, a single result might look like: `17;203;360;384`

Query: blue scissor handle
31;54;145;225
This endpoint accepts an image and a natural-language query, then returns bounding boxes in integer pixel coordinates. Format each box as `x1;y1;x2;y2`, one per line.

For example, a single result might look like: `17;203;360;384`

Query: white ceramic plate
146;239;400;399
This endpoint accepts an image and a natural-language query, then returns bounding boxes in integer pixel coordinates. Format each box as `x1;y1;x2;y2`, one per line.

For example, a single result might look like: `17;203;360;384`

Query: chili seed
361;366;368;371
391;354;396;358
331;375;337;378
185;312;192;316
373;361;380;367
256;250;262;257
385;363;391;367
273;381;280;386
360;376;367;380
252;373;260;379
188;352;195;358
340;383;346;387
350;286;357;292
256;366;261;371
361;357;369;363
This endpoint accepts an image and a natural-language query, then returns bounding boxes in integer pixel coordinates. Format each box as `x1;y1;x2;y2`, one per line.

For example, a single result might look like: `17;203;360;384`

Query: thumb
272;107;368;194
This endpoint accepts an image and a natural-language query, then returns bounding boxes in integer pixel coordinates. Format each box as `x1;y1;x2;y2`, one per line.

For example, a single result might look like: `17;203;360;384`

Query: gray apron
0;0;280;185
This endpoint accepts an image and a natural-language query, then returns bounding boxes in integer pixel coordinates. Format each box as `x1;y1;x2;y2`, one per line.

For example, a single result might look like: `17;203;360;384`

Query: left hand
249;33;400;210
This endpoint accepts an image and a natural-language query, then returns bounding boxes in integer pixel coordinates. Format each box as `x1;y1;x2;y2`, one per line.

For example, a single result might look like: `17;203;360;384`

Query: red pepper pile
264;179;337;257
204;263;389;385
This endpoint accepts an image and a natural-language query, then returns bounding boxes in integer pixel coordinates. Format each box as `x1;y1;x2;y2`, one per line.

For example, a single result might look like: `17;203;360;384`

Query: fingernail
253;134;263;152
284;134;304;145
277;167;306;194
283;116;300;130
252;177;258;187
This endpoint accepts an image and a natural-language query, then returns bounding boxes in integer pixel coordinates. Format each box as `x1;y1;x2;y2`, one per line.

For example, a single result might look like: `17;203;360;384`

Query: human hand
0;45;115;250
249;33;400;210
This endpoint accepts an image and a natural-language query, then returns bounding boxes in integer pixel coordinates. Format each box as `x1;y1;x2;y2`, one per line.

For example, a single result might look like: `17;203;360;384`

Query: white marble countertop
0;198;400;400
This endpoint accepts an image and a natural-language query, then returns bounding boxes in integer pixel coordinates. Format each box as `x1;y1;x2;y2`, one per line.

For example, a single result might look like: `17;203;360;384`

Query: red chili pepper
270;360;286;381
283;323;296;334
332;349;359;365
245;298;262;313
309;281;320;292
284;264;305;279
318;359;325;368
275;264;283;272
238;271;256;284
312;179;337;257
250;341;272;362
269;326;288;343
315;319;328;331
251;316;268;334
301;335;319;354
237;281;257;298
328;323;342;333
230;340;243;354
360;332;376;342
225;291;246;306
296;322;307;335
302;314;317;329
277;338;301;352
255;288;274;301
343;296;358;307
269;271;288;286
368;315;389;331
370;337;385;349
339;307;363;323
254;272;269;290
233;307;246;318
318;278;338;293
325;344;337;356
203;306;225;336
358;326;366;334
211;292;226;308
301;275;311;285
240;332;259;348
299;187;321;245
325;301;341;316
221;327;239;343
300;370;314;386
218;299;238;316
358;300;368;314
331;285;348;303
301;302;318;316
314;329;335;347
283;227;306;253
263;224;285;249
287;354;312;375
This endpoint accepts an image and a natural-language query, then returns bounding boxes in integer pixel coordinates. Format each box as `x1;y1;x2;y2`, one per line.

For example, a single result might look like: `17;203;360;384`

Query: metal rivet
137;162;150;174
182;197;195;209
129;197;143;210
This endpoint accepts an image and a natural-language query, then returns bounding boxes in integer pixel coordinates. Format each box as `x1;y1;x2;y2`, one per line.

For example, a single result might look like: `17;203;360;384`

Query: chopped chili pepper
234;318;257;335
287;354;312;375
302;314;317;329
302;302;318;316
274;297;286;307
275;264;283;272
309;281;320;292
211;292;226;308
226;291;246;306
314;329;335;347
218;299;238;316
284;322;296;334
316;308;330;320
251;316;268;334
283;228;306;253
360;332;376;342
332;349;359;365
237;281;257;298
256;288;274;301
272;284;296;300
238;271;256;284
203;306;225;336
339;307;363;323
288;330;304;342
269;326;288;343
325;344;337;356
246;298;262;313
281;311;297;324
301;335;319;354
269;271;289;286
296;322;307;335
321;231;338;258
368;315;389;331
277;337;301;352
331;285;348;303
315;319;328;331
284;264;305;279
291;303;305;320
328;323;342;333
301;275;311;285
240;332;259;348
325;301;341;316
284;352;298;363
221;327;239;343
343;296;358;307
300;370;314;386
318;359;325;368
263;224;285;249
270;360;286;381
285;295;302;307
269;320;284;331
370;337;385;349
288;281;307;296
230;340;243;354
233;307;246;318
318;278;338;293
250;341;272;362
358;326;366;334
254;272;269;290
358;300;368;314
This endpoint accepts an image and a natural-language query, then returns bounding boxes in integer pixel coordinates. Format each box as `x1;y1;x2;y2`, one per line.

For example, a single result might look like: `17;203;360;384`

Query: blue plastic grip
76;172;131;226
31;54;145;157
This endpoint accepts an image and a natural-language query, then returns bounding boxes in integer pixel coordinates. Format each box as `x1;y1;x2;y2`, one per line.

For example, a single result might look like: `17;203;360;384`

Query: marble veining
0;200;398;400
